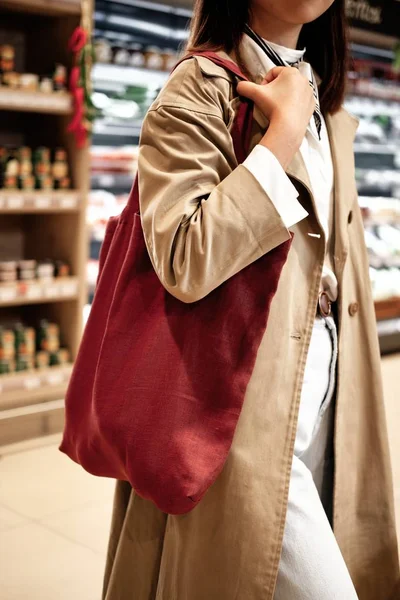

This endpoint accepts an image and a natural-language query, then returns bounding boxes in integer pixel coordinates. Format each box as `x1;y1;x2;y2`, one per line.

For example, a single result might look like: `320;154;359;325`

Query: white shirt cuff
243;144;309;229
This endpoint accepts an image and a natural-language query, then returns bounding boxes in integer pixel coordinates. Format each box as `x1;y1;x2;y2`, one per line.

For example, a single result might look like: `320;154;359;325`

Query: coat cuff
243;144;309;229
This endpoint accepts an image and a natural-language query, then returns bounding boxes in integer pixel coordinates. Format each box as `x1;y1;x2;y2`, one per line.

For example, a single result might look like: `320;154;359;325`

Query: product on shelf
161;49;177;71
39;78;53;93
36;350;50;370
50;348;70;366
94;39;113;64
52;148;70;189
54;260;70;278
145;46;164;70
0;44;68;94
0;45;15;74
53;64;67;91
0;258;70;282
0;328;15;360
37;320;60;353
0;320;70;376
19;73;39;92
14;323;35;356
0;146;71;190
37;261;55;281
114;45;131;66
130;44;146;68
2;71;19;88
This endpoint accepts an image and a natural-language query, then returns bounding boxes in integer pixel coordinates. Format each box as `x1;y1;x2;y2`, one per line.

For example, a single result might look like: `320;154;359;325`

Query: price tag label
62;282;78;296
35;196;51;209
0;286;17;303
46;372;64;386
24;376;41;390
7;196;24;210
26;284;41;299
60;196;78;209
44;285;58;298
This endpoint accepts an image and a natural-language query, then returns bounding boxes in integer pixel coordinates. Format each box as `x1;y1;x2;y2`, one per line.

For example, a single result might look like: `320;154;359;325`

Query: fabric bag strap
131;52;254;214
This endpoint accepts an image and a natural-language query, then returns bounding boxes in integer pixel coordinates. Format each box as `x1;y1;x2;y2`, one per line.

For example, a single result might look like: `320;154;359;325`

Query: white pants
274;316;359;600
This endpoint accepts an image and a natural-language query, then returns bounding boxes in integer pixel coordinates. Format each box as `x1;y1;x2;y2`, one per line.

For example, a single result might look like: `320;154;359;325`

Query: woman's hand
237;67;316;170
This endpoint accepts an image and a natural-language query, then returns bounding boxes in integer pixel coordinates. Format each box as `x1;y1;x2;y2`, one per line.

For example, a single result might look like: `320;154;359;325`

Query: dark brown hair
187;0;348;114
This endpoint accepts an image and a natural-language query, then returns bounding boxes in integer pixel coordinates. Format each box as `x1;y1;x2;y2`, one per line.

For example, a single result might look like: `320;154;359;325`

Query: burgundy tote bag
60;52;292;515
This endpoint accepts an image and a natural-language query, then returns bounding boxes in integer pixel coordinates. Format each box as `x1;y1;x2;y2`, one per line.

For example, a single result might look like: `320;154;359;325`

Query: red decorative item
68;27;90;148
60;53;293;515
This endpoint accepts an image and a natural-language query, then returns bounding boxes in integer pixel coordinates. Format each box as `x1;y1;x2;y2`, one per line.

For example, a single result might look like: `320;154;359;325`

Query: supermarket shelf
0;365;72;411
0;88;72;114
0;190;81;213
0;397;65;446
354;143;400;155
0;277;79;307
92;63;169;89
347;90;400;104
92;120;143;144
375;297;400;321
91;172;134;191
377;318;400;355
1;0;81;16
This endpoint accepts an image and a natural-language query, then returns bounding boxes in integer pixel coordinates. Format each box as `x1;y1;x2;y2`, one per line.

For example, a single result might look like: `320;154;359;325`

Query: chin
265;0;335;25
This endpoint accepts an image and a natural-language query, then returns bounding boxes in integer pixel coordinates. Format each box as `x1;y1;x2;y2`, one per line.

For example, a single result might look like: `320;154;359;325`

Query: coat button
348;211;353;224
349;302;359;316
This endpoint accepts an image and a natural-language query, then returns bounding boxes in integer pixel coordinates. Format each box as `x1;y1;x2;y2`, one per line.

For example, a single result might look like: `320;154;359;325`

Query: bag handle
130;52;254;214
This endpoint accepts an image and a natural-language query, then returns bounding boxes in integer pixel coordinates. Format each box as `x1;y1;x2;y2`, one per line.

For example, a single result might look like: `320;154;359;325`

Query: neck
249;10;302;49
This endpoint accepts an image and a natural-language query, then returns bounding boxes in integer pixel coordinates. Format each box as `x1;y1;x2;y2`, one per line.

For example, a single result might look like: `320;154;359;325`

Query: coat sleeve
138;102;293;303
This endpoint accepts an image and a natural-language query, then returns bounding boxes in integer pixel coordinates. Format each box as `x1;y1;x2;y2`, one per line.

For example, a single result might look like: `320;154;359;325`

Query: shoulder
149;55;236;120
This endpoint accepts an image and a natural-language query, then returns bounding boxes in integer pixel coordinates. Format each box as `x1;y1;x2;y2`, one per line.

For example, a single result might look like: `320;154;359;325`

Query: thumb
236;80;261;101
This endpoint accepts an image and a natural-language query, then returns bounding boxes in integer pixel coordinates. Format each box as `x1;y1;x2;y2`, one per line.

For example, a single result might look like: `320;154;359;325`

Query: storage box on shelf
0;0;91;445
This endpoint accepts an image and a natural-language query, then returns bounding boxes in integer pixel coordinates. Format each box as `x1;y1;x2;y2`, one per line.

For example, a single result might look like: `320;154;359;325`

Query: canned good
0;260;18;271
40;78;54;93
15;355;30;372
36;350;50;370
52;148;68;180
19;73;39;91
14;324;35;356
33;147;51;163
0;358;14;375
3;174;18;189
54;260;70;278
54;175;70;190
0;328;15;360
0;45;15;72
49;347;70;366
17;147;32;162
0;271;17;282
53;64;67;91
2;72;19;88
19;174;35;190
37;320;60;353
19;268;36;281
18;260;36;271
36;175;53;190
37;261;55;279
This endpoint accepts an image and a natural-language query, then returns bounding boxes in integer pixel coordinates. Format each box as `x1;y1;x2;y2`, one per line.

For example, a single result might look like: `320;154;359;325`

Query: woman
103;1;400;598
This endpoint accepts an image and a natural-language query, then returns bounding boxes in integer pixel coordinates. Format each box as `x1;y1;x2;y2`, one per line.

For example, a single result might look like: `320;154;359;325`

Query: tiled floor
0;355;399;599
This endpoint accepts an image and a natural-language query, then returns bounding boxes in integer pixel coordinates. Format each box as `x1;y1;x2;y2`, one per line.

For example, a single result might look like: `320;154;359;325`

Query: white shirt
241;35;338;301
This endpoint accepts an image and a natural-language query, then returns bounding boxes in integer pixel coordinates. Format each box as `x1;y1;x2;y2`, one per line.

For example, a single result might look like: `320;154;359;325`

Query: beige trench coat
103;53;400;600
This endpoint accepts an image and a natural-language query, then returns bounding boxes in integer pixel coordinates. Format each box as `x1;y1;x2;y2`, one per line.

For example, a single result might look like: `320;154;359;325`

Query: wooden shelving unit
0;87;73;114
0;190;81;212
0;0;90;445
